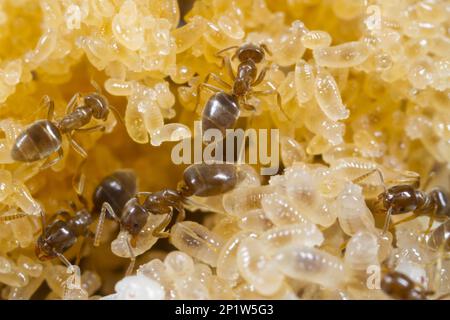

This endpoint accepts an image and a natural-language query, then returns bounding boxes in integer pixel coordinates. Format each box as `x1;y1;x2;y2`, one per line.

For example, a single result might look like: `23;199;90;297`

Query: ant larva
353;168;449;233
11;81;123;169
93;163;238;275
196;43;288;139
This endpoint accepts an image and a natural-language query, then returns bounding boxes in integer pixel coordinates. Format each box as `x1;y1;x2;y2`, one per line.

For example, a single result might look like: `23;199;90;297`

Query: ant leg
75;237;85;266
252;66;268;87
260;43;272;56
75;125;106;133
205;72;232;89
67;134;88;159
251;86;291;121
152;210;173;238
175;206;185;223
352;168;387;193
40;148;64;170
195;83;223;114
382;207;394;234
223;56;235;80
94;202;120;246
90;79;103;94
125;237;136;276
72;158;88;207
109;105;125;126
56;251;73;268
40;95;55;121
0;212;28;222
215;45;239;61
65;93;82;115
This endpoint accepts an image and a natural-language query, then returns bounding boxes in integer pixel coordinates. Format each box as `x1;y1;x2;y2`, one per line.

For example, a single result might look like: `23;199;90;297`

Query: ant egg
217;231;257;283
112;1;144;51
150;123;191;147
172;16;206;54
275;245;345;289
174;275;209;300
237;237;285;296
170;221;224;267
104;78;134;96
0;170;13;201
280;136;309;168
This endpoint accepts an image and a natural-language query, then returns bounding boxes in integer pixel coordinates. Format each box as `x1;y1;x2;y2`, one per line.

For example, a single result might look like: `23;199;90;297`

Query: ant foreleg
252;66;268;87
65;93;83;115
152;209;173;238
74;125;106;133
125;237;136;276
251;86;291;121
204;72;232;89
94;202;120;246
382;207;394;234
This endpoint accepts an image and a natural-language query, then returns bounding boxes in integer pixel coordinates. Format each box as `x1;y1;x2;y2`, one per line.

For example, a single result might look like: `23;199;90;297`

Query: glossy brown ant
196;43;288;139
93;163;238;275
381;270;436;300
11;82;123;169
354;168;450;233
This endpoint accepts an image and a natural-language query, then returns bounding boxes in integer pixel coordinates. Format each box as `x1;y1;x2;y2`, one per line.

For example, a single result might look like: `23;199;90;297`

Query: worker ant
93;163;239;275
196;43;288;140
353;168;450;234
11;81;123;169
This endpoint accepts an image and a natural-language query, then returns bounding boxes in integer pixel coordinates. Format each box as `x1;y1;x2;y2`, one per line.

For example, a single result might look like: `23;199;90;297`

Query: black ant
93;163;239;275
11;82;122;169
381;270;440;300
196;43;288;139
354;168;450;234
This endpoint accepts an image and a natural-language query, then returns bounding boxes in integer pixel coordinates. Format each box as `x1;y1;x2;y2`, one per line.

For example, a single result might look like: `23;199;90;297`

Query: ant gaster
196;43;288;139
93;163;238;275
11;82;122;169
354;169;450;233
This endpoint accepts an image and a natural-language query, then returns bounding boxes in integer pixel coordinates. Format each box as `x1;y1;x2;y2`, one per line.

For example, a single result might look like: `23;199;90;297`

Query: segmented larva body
334;183;376;236
260;223;324;252
301;30;332;49
295;59;315;104
344;231;380;273
217;231;257;283
170;221;224;267
313;41;369;68
261;193;313;226
222;185;277;217
314;68;349;122
237;237;285;296
275;245;346;289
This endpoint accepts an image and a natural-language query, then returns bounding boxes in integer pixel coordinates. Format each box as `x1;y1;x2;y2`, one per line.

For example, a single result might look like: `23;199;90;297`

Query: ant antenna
352;168;387;194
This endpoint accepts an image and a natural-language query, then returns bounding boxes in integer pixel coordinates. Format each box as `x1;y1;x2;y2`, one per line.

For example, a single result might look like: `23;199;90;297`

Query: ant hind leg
40;148;64;170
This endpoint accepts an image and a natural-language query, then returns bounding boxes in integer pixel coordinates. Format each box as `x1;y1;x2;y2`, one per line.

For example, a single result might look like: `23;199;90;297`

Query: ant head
382;185;418;213
121;198;149;236
236;43;266;63
84;93;109;120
